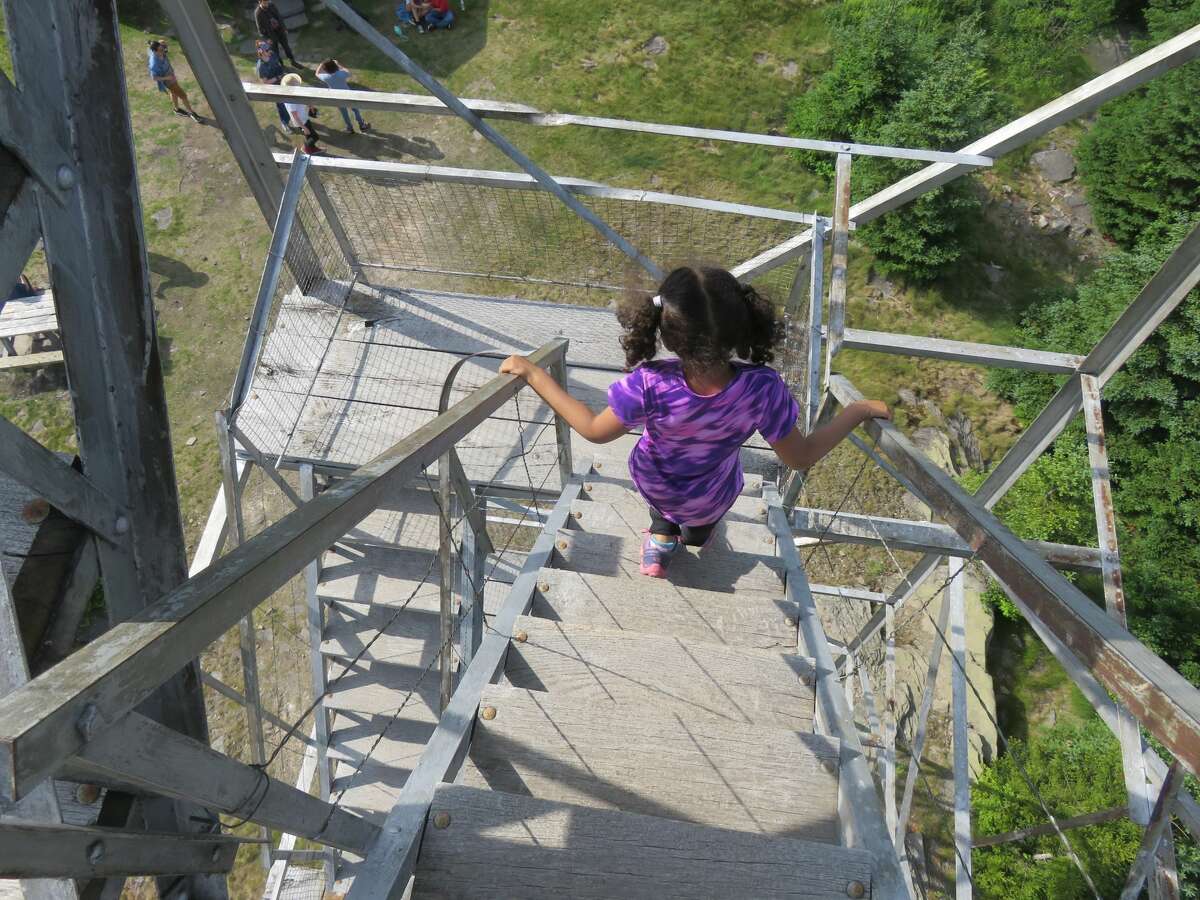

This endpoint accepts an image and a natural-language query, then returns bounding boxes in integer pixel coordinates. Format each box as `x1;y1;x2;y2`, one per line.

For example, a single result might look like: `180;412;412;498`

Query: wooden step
530;568;796;649
502;617;816;730
319;543;523;607
339;486;443;550
458;685;841;843
414;784;873;899
327;708;435;819
552;528;784;594
323;578;511;658
567;498;773;554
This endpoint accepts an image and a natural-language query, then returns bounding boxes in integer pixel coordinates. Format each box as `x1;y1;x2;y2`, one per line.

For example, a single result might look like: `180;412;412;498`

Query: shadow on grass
148;251;210;299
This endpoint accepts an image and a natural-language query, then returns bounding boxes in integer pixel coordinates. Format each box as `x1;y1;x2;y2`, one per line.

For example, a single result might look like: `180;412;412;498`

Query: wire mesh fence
314;166;804;307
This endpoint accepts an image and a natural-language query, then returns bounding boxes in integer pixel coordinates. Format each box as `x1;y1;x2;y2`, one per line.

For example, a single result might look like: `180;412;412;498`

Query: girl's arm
500;356;628;444
769;401;891;470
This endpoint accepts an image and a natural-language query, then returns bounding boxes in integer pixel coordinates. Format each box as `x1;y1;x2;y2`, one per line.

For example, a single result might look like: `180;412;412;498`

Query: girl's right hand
500;355;535;380
857;399;892;421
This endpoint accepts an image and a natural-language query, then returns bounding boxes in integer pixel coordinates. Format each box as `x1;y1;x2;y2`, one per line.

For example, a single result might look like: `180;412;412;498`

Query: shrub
1077;0;1200;246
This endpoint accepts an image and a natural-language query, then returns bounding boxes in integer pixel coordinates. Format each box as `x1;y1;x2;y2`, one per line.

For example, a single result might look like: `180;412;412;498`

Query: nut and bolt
583;483;593;492
514;630;528;643
432;811;451;829
114;516;130;535
557;540;568;550
845;880;866;898
573;511;583;520
538;581;550;592
56;165;76;189
76;703;100;741
211;846;221;862
86;841;105;865
21;499;50;524
594;462;603;469
76;783;101;805
763;536;774;545
480;706;497;720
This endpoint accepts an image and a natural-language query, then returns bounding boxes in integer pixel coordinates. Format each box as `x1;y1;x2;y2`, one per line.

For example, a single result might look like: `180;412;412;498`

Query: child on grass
500;265;891;578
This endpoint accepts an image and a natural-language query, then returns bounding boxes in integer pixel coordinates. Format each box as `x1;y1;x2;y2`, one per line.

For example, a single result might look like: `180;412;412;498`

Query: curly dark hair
615;266;783;374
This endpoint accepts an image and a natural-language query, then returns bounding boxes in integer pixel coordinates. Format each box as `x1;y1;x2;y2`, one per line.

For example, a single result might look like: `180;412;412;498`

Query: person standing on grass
420;0;455;30
500;265;891;579
315;59;372;134
148;41;202;122
255;40;290;132
281;72;322;154
255;0;302;68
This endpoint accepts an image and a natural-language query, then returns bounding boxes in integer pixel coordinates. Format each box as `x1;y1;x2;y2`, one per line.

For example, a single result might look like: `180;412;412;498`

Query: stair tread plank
553;528;784;594
567;498;774;555
503;617;815;730
458;685;841;842
414;784;872;899
531;568;795;649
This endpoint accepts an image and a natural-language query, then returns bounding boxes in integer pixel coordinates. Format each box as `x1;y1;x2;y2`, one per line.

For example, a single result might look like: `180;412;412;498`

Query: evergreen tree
1077;0;1200;246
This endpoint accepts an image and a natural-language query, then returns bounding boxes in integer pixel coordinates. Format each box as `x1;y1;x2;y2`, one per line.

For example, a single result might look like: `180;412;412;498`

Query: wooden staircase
308;439;876;898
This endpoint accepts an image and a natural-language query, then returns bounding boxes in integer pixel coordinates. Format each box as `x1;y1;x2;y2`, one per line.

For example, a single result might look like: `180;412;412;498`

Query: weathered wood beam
0;415;125;544
824;154;851;363
766;487;909;899
0;340;568;801
829;374;1200;779
8;1;219;889
1081;374;1157;830
949;567;973;899
0;351;63;371
0;822;245;878
0;545;78;900
1121;763;1185;900
974;805;1129;848
343;461;590;900
34;535;99;672
261;727;323;900
731;25;1200;281
0;176;40;295
244;83;993;166
792;506;1102;571
61;712;377;854
841;328;1083;374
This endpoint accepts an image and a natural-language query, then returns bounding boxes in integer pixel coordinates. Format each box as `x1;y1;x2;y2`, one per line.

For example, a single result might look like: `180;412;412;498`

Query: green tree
986;0;1116;102
974;718;1142;898
1077;0;1200;246
987;217;1200;676
788;6;994;280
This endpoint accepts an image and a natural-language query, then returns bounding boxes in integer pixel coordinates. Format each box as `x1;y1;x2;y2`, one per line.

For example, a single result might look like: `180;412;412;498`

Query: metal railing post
214;409;270;870
548;354;574;489
438;451;455;713
459;484;486;670
229;150;311;419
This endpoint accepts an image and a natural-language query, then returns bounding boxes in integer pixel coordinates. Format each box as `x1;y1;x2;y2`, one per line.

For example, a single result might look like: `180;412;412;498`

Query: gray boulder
1032;149;1075;184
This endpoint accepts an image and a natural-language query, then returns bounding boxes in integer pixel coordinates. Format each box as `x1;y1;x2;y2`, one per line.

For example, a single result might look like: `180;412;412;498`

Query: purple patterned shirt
607;360;799;525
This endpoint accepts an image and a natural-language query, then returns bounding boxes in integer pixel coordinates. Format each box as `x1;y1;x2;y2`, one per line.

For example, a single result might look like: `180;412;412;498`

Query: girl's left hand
500;354;535;379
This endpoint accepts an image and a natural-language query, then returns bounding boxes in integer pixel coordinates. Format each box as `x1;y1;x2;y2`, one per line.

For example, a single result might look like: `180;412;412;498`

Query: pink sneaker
640;531;680;578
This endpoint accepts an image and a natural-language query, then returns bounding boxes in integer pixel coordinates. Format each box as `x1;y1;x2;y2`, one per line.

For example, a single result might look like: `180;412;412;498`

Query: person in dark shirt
255;40;290;130
255;0;301;68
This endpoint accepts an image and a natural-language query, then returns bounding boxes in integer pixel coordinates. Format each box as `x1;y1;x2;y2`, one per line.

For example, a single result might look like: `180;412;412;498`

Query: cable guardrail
794;420;1104;897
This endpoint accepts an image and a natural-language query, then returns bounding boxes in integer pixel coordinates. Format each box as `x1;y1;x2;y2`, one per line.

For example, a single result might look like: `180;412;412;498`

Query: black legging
648;507;718;547
270;30;298;65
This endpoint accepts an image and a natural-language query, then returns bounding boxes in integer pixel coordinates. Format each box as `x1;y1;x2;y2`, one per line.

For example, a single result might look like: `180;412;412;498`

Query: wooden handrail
0;339;568;802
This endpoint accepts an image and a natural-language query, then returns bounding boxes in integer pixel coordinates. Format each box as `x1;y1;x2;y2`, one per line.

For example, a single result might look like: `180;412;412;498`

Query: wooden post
884;603;897;839
215;411;269;871
805;222;827;433
0;559;78;900
299;465;335;890
5;0;223;893
1121;763;1185;900
548;355;575;490
824;153;852;370
458;472;486;670
949;566;973;898
439;451;455;712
